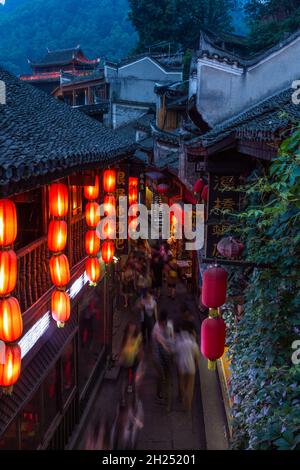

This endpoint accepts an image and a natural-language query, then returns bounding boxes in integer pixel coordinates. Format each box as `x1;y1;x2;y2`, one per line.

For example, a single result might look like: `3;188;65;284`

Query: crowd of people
86;240;200;450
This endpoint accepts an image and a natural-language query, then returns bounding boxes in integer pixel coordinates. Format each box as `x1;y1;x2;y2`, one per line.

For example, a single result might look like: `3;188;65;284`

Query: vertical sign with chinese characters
205;174;240;258
115;166;128;256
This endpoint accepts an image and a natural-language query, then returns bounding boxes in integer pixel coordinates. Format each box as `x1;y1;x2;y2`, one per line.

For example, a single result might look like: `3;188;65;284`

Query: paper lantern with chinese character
0;199;17;247
85;230;100;256
201;316;226;370
49;183;69;218
129;186;138;206
0;343;21;390
201;266;227;308
103;169;116;193
0;250;17;296
84;175;99;201
86;202;100;228
49;254;70;288
51;290;71;327
0;297;23;343
48;220;67;253
193;178;205;195
86;257;101;283
103;195;116;217
217;236;244;259
102;240;114;263
201;185;208;203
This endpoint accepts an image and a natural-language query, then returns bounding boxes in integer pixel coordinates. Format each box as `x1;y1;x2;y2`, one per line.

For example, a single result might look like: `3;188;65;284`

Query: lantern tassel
57;321;65;329
208;360;216;371
1;385;13;395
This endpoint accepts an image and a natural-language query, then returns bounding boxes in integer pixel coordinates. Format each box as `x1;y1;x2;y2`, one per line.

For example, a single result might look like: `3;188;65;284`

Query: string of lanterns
48;183;71;328
84;175;101;284
0;199;22;393
102;170;116;264
201;265;228;370
128;176;139;237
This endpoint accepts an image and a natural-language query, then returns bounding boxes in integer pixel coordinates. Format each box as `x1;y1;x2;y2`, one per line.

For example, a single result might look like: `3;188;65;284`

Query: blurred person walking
140;290;157;345
119;322;143;404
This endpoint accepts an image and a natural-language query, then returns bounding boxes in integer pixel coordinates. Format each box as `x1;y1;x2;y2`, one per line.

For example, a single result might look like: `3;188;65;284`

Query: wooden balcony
14;215;86;314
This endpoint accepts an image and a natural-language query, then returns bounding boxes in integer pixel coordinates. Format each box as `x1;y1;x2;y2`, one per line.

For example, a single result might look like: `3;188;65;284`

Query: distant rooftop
29;45;100;67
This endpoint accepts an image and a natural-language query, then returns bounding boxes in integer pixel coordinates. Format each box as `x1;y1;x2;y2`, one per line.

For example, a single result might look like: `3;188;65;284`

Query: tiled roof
0;68;135;188
29;46;99;67
188;87;300;148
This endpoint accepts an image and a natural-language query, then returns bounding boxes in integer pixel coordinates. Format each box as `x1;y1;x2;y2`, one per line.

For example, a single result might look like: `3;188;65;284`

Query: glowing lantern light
86;202;100;228
129;177;138;188
103;195;116;217
86;257;101;283
128;216;138;235
0;297;23;343
49;254;70;288
103;170;116;193
85;231;100;256
201;316;226;370
48;220;67;253
129;186;138;206
0;250;17;296
0;199;17;247
84;175;100;201
51;290;71;327
102;240;114;264
102;220;115;240
49;183;69;218
201;266;227;308
0;343;21;391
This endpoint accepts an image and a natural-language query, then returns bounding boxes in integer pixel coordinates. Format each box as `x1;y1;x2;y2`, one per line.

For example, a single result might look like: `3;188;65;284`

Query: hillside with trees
0;0;137;75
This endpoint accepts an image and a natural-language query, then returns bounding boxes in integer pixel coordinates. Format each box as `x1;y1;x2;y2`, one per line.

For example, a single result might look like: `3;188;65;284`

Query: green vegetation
245;0;300;52
128;0;237;51
0;0;137;75
224;129;300;449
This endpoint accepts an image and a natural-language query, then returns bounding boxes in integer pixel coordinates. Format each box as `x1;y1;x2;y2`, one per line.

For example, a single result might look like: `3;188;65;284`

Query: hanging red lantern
193;178;205;195
49;254;70;288
0;297;23;343
157;183;169;195
128;216;138;235
84;175;100;201
85;231;100;256
201;265;227;308
129;177;138;188
49;183;69;218
0;250;17;296
47;220;67;253
201;185;208;203
86;202;100;228
129;186;138;206
102;240;114;263
201;316;226;370
103;169;116;193
86;257;101;283
101;220;115;240
103;195;116;217
217;237;244;259
0;343;21;390
0;199;17;247
51;290;71;327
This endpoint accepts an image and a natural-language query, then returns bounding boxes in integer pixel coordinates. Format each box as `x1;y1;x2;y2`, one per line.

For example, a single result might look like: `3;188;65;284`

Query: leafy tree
128;0;237;51
225;129;300;449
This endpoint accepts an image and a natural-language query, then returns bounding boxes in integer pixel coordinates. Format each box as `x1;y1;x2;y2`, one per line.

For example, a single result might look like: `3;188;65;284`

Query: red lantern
128;216;138;235
157;183;169;195
51;290;71;326
102;240;114;263
0;199;17;247
0;343;21;389
86;257;101;283
49;254;70;288
129;177;138;188
85;231;100;256
201;185;208;203
0;297;23;343
193;178;205;194
201;266;227;308
201;316;226;369
103;195;116;217
86;202;100;228
84;175;100;201
48;220;67;253
49;183;69;218
0;250;17;296
103;170;116;193
217;237;244;259
101;220;115;240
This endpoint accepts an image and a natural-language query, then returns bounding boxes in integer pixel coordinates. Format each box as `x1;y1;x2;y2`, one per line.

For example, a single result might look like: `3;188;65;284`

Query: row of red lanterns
102;170;115;263
201;265;228;370
85;175;101;284
0;199;22;392
48;183;71;328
